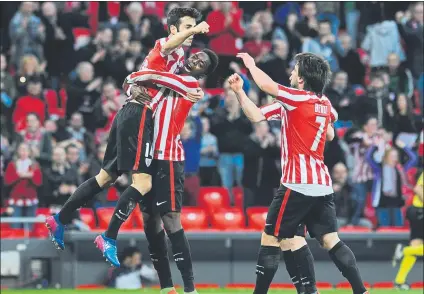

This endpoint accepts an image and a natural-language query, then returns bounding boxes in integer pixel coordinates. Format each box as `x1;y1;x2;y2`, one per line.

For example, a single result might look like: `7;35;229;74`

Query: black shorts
406;206;424;240
141;160;185;215
102;102;153;176
264;185;338;239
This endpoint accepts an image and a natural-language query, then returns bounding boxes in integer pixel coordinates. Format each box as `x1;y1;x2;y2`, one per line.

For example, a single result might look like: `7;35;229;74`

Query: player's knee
96;169;117;187
261;232;280;247
319;232;340;250
131;173;152;195
162;212;182;234
410;239;423;247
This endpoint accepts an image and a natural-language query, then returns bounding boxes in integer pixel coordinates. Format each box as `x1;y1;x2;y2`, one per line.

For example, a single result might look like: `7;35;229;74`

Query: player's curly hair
294;53;332;95
167;7;201;33
202;49;219;75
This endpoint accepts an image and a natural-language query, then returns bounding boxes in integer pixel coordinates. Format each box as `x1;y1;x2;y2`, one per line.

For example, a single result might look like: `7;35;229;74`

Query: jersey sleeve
260;102;283;121
126;70;199;98
275;84;311;111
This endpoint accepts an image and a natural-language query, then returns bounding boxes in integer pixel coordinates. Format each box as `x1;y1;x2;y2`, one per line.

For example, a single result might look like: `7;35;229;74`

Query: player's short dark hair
294;53;331;95
167;7;201;32
202;49;219;75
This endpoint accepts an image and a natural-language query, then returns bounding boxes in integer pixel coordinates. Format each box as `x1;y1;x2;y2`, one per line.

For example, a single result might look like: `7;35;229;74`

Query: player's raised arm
237;53;279;97
228;74;266;123
161;21;209;55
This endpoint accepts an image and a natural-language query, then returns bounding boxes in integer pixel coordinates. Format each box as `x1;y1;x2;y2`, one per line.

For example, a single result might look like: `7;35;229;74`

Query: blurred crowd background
0;1;423;231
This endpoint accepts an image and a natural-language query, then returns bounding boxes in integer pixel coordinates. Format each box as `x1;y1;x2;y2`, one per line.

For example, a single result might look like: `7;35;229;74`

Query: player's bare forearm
248;66;279;97
161;29;196;55
234;89;266;123
326;124;335;141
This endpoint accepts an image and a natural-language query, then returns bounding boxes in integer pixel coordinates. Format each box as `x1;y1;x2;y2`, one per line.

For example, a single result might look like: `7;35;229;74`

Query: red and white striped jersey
260;84;338;196
126;70;200;161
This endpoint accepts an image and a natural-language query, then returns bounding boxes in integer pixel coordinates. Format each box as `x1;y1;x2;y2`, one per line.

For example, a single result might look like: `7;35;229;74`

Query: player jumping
46;7;209;265
123;50;218;294
233;52;368;294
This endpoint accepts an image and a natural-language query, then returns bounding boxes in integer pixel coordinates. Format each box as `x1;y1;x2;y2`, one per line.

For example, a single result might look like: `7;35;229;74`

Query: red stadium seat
1;228;26;239
232;187;244;209
106;186;119;202
376;227;409;233
373;281;394;289
76;284;106;289
226;283;254;289
339;226;371;233
316;282;333;289
411;282;424;289
246;207;268;230
32;208;51;238
211;208;245;230
97;208;133;230
198;187;230;216
79;208;96;229
181;208;208;230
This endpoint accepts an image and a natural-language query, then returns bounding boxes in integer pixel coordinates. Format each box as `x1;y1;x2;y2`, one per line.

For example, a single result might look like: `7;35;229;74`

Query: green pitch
2;289;424;294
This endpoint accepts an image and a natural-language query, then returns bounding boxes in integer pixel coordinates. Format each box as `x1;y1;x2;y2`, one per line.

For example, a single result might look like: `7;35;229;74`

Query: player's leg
155;160;196;294
255;186;311;294
46;114;120;249
307;194;368;294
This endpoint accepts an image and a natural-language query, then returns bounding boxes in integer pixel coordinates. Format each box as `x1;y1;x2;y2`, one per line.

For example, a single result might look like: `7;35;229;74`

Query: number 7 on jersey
310;116;326;151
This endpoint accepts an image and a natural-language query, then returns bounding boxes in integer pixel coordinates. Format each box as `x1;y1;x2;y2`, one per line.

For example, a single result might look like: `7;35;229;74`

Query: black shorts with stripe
102;102;154;176
141;160;185;215
264;185;338;239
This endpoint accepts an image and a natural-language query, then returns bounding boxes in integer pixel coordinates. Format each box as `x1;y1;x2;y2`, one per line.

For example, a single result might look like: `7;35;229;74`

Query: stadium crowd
0;1;423;232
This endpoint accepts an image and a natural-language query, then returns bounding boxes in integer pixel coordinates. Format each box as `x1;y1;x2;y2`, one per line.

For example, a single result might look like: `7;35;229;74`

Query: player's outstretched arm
326;124;335;141
237;53;278;97
162;21;209;55
228;74;266;123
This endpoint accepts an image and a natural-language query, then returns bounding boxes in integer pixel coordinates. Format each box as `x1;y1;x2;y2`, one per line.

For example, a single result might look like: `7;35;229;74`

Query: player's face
289;65;301;89
174;16;197;46
183;52;211;77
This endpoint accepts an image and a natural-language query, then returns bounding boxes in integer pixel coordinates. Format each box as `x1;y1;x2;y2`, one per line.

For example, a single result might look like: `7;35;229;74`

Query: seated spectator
242;22;272;62
43;146;81;212
387;53;414;98
4;143;42;229
181;117;202;206
295;2;319;39
325;71;356;122
66;62;102;132
9;2;45;67
280;12;302;61
338;33;366;86
257;39;290;86
302;19;346;71
252;10;286;42
14;113;53;167
366;138;418;227
199;116;220;186
15;54;47;97
107;246;158;289
13;77;47;130
242;121;280;208
388;93;417;140
67;112;96;160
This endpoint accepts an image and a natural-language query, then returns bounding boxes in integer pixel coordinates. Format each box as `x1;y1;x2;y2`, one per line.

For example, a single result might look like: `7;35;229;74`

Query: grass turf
2;290;424;294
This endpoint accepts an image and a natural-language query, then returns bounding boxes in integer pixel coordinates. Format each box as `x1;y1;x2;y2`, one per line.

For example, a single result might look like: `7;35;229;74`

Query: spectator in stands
210;91;252;204
387;53;414;99
361;17;406;70
396;2;423;80
9;2;45;67
14;113;53;167
325;71;356;122
252;10;286;42
66;62;102;132
388;93;417;140
4;143;42;229
280;12;302;61
181;117;202;206
338;33;366;86
295;2;319;39
242;22;272;62
199;116;220;186
43;146;80;211
107;246;158;289
242;121;280;208
67;112;96;161
366;138;418;227
302;19;346;71
206;2;244;87
345;116;378;226
65;144;86;178
15;54;47;96
1;54;17;119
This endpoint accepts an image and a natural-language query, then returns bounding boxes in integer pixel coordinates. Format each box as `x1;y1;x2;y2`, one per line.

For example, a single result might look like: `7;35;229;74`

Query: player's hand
227;73;244;92
236;53;256;69
131;86;152;105
186;88;204;103
193;21;210;34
